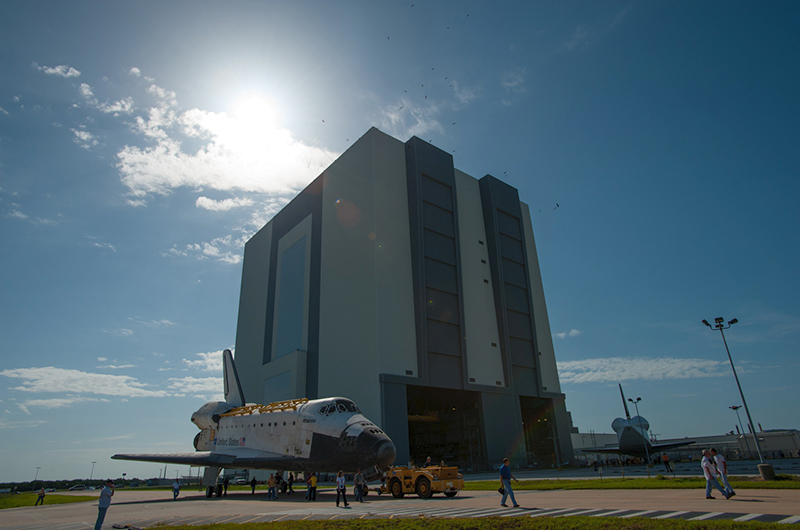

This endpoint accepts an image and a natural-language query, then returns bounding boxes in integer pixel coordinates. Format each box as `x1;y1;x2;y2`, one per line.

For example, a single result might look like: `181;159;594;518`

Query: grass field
152;517;783;530
463;475;800;491
0;493;95;509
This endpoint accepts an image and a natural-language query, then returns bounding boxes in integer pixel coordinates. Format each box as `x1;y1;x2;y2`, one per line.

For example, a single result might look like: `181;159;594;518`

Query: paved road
4;486;799;529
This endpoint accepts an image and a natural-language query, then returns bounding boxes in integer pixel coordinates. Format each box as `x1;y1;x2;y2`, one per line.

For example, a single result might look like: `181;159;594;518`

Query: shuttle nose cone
375;439;396;468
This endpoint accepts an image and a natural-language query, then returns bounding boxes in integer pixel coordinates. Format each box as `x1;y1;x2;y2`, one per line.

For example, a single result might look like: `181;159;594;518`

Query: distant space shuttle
113;350;396;496
580;384;694;458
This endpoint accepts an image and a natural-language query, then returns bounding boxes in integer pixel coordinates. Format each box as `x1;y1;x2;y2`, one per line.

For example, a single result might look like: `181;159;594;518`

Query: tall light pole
703;317;775;479
90;461;97;481
33;466;41;488
628;397;651;478
729;405;751;454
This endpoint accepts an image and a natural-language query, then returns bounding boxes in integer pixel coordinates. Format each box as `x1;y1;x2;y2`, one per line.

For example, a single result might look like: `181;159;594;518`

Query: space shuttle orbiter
113;350;396;496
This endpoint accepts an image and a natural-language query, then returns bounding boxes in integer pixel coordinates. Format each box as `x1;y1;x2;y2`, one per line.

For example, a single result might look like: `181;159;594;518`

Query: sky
1;1;798;483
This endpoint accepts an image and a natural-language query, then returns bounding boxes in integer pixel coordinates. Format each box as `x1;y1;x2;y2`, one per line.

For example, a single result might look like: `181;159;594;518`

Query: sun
226;93;282;148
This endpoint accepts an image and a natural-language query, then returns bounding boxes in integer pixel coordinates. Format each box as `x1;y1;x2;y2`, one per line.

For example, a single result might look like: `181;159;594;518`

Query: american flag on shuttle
240;437;245;446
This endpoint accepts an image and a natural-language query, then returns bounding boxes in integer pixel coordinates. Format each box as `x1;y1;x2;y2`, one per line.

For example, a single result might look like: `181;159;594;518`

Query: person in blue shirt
95;479;114;530
499;458;520;507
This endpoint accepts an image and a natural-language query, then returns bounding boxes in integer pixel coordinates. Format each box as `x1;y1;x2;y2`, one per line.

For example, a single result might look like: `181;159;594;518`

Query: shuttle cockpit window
335;399;361;413
318;404;336;415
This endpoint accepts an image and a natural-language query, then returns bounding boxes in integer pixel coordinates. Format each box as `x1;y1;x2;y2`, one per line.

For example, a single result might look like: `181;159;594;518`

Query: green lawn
151;517;781;530
0;492;95;509
463;474;800;491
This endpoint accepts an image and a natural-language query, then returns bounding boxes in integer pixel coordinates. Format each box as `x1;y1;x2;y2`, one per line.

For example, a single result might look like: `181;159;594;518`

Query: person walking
172;479;180;500
354;469;365;502
335;470;349;507
267;473;277;500
94;479;115;530
710;448;735;497
701;449;731;499
662;453;672;472
35;487;46;506
287;472;294;495
499;458;520;508
250;476;257;494
223;477;229;496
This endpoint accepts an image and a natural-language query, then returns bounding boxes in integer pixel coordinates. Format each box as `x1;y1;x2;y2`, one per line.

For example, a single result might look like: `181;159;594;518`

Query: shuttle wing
112;449;308;469
580;439;695;456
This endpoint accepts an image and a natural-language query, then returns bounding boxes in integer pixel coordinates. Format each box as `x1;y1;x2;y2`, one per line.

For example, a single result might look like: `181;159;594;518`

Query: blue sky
1;1;798;483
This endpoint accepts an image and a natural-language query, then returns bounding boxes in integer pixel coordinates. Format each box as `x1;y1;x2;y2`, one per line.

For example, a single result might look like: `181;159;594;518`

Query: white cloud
92;242;117;252
182;350;227;372
80;83;134;115
0;418;47;429
196;196;254;211
71;127;99;149
167;376;223;400
17;396;107;415
501;67;527;92
127;318;177;327
80;83;94;98
451;80;478;105
129;67;141;77
0;106;8;115
375;98;443;141
97;357;107;362
103;328;134;336
556;329;581;339
164;234;246;264
557;357;730;384
95;364;135;369
5;209;28;220
116;95;335;201
34;62;81;78
0;367;170;398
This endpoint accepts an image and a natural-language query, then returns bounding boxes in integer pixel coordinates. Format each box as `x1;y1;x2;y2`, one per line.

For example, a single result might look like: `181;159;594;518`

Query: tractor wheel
215;484;223;497
416;477;433;499
362;484;369;497
205;486;213;498
390;479;404;498
444;491;458;498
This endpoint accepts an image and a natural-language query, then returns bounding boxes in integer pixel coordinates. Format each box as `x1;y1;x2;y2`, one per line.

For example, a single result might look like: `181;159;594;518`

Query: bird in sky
554;203;560;210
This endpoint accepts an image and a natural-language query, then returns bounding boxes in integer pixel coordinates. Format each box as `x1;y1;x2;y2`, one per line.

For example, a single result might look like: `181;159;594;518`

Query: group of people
701;448;736;499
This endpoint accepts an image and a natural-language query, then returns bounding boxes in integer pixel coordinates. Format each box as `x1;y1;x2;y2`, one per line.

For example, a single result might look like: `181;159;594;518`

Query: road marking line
653;511;689;519
528;508;577;518
554;509;604;517
688;512;723;521
620;510;657;518
778;515;800;524
733;514;763;522
591;509;629;517
272;514;290;522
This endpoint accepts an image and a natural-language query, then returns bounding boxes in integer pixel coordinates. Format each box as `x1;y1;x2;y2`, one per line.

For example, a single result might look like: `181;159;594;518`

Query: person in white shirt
335;470;349;507
710;448;735;497
701;449;730;499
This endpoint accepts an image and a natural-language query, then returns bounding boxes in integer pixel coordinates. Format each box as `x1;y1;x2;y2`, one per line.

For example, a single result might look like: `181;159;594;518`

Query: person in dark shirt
499;458;520;507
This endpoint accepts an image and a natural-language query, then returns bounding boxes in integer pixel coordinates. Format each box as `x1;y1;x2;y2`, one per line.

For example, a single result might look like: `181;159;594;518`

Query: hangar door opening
519;396;561;468
406;385;484;471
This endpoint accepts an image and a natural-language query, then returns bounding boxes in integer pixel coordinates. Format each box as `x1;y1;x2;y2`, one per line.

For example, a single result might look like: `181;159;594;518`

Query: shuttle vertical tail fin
223;349;245;407
619;383;631;420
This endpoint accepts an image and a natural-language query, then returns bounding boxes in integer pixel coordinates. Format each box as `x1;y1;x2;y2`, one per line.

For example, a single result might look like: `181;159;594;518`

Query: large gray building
233;127;573;470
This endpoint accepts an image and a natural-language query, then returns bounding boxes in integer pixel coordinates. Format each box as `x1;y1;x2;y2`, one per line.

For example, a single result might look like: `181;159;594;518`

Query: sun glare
229;93;281;135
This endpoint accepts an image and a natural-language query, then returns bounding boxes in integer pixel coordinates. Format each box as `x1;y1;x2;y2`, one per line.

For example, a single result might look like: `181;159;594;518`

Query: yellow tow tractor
378;464;464;499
